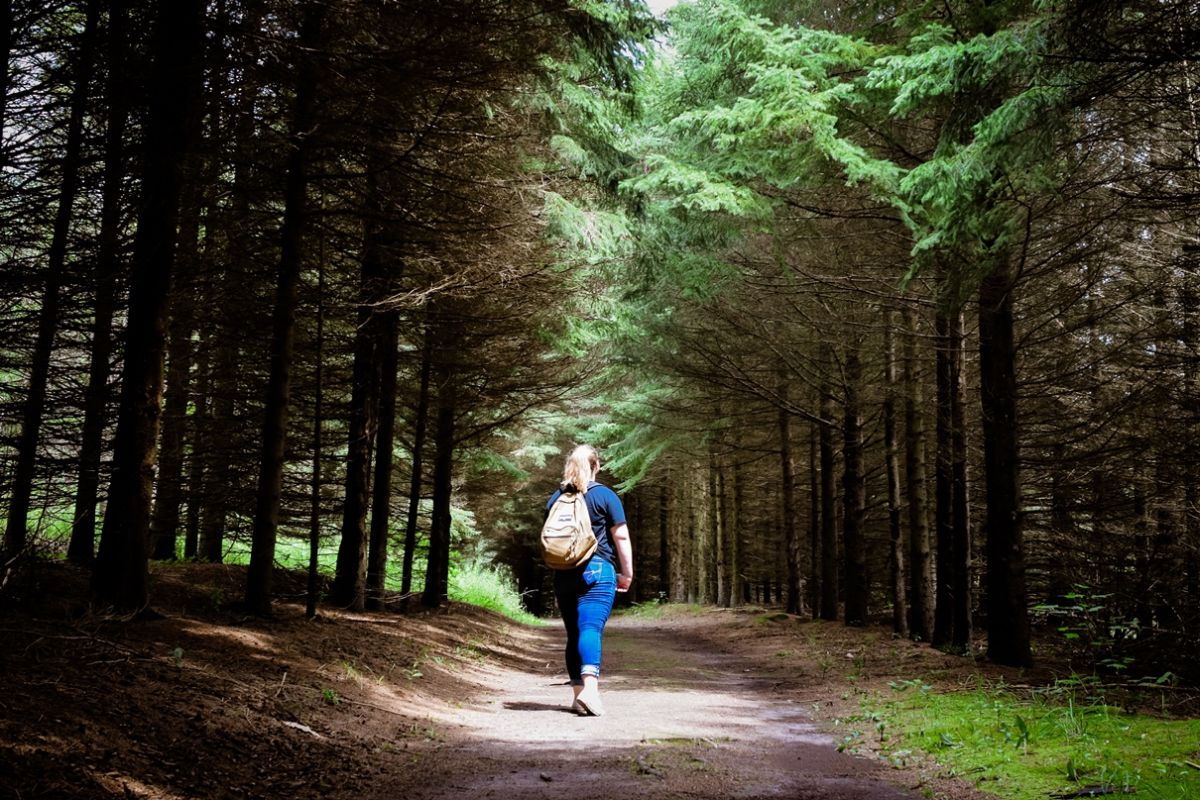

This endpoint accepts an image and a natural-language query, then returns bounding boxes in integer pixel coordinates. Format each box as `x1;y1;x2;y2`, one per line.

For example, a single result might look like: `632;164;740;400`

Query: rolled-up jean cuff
581;664;600;678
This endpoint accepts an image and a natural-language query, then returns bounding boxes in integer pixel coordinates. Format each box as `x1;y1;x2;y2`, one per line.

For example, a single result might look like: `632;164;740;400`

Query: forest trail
379;616;920;800
2;564;996;800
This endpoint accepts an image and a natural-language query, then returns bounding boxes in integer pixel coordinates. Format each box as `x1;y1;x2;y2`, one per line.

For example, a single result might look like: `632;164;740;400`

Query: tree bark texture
902;304;933;639
950;308;972;652
842;342;868;626
331;301;380;611
422;357;456;609
184;343;208;560
1181;276;1200;608
306;261;326;620
778;399;801;615
401;320;433;604
366;313;399;611
819;385;838;621
883;312;909;637
92;0;206;610
808;421;820;617
933;300;972;649
197;341;233;563
979;257;1031;666
627;492;643;603
659;481;669;599
670;479;688;601
730;457;743;606
713;449;730;607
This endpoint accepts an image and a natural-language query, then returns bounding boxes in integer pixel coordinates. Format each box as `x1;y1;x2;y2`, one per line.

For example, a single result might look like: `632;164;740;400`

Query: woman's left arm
611;523;633;593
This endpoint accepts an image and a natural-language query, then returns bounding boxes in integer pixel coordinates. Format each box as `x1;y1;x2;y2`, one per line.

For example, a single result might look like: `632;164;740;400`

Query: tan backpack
540;489;598;569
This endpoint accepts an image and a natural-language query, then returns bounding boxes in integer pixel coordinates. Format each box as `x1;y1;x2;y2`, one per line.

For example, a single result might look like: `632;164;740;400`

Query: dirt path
5;565;998;800
385;616;919;800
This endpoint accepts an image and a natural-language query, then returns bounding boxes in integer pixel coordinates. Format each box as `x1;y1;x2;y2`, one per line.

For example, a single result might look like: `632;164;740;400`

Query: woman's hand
616;572;633;593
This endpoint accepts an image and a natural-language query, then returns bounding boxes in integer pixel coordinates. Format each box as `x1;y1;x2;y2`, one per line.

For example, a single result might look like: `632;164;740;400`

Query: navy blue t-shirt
545;481;626;568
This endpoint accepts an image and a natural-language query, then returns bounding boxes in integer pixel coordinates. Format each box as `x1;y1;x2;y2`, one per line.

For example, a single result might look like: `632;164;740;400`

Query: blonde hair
561;444;599;494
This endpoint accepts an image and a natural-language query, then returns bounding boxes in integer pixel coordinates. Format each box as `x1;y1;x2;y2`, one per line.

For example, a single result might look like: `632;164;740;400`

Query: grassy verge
223;544;536;624
841;679;1200;800
614;600;707;620
448;560;540;625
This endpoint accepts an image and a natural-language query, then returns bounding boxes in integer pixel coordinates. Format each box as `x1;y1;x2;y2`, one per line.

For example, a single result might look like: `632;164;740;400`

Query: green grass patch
448;560;539;625
854;679;1200;799
222;530;429;595
615;600;705;619
224;535;340;573
27;502;541;626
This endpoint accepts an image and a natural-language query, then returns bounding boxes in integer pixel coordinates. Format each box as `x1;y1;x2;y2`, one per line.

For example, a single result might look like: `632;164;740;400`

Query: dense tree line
537;0;1200;681
2;0;1197;686
0;0;655;610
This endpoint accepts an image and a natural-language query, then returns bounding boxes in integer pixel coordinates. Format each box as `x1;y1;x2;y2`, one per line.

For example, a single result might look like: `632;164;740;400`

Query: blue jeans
553;554;616;684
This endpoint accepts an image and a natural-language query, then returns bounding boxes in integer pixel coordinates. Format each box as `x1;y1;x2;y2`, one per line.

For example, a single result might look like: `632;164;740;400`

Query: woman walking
546;444;633;716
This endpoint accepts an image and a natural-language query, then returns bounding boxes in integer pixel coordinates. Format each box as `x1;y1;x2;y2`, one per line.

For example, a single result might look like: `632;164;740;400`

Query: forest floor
3;561;1057;800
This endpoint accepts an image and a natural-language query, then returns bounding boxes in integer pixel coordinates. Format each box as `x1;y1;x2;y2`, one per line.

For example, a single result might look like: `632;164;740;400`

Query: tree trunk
149;178;204;561
730;457;743;607
934;293;973;652
902;304;933;639
1133;484;1152;631
401;320;434;606
774;530;785;605
331;303;380;611
333;157;391;610
197;344;233;563
809;421;820;617
6;0;101;558
366;313;399;611
695;464;712;604
245;2;325;616
950;308;972;652
422;359;456;609
777;377;801;614
713;449;730;607
1150;286;1180;629
884;312;908;637
1180;273;1199;612
92;0;206;611
978;257;1030;666
659;481;669;599
819;385;838;621
933;300;958;648
184;342;207;560
671;479;689;601
306;261;326;620
69;0;130;565
842;342;868;626
933;313;952;646
629;492;644;602
1152;455;1177;627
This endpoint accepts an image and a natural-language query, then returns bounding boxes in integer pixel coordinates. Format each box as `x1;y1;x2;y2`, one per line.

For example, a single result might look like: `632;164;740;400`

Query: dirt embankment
2;562;1008;800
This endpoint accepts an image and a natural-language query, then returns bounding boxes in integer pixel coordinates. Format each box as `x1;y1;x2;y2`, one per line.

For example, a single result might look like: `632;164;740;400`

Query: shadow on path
365;617;923;800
